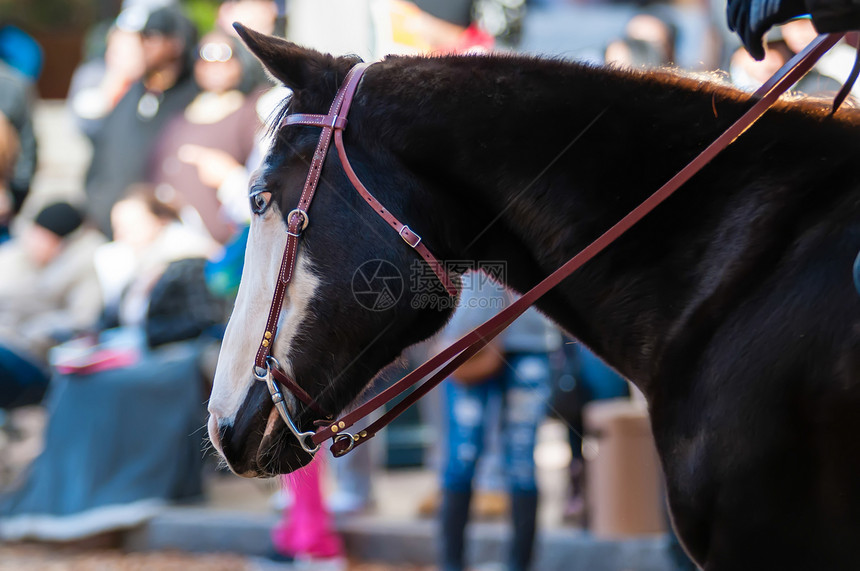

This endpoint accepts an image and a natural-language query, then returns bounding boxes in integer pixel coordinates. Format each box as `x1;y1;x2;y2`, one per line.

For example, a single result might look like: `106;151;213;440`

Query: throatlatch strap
316;32;844;456
333;130;459;296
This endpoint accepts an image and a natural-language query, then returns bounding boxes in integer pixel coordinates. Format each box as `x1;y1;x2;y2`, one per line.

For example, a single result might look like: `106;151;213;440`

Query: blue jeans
0;344;49;409
441;352;551;494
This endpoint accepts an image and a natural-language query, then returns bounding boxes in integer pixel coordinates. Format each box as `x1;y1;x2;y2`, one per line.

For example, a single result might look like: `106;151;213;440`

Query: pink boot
271;455;345;565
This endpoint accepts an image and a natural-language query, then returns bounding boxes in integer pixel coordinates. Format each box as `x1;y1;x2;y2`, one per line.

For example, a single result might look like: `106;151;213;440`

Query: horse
207;25;860;570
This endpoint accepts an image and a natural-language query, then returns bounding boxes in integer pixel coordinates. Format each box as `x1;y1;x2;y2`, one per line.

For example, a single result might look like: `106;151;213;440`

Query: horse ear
233;23;337;91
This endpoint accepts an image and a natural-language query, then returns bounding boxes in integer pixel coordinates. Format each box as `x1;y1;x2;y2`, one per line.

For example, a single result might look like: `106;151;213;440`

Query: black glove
726;0;807;60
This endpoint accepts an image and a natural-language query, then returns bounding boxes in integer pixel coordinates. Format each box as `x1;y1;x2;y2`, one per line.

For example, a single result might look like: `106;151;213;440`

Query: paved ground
0;545;252;571
0;544;436;571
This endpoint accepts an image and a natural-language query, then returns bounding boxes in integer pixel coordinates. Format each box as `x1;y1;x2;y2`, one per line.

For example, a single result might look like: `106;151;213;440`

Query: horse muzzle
207;380;315;477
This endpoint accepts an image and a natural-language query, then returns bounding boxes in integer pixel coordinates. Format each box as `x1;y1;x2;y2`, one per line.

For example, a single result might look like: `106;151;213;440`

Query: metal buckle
265;355;282;370
286;208;310;238
252;360;320;454
332;433;357;457
399;225;421;248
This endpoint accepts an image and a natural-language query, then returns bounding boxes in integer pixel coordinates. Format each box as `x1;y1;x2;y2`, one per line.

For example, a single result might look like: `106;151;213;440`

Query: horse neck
363;56;855;392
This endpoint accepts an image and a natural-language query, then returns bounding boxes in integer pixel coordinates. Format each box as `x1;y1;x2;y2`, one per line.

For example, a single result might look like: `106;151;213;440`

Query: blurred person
93;184;220;331
68;9;147;140
781;18;860;97
84;5;199;238
0;60;37;236
623;12;678;65
0;110;18;236
0;24;42;81
404;0;522;48
471;0;526;47
285;0;493;64
149;30;263;244
780;17;819;54
604;37;670;69
0;202;105;410
551;340;629;525
729;40;787;91
217;0;280;92
437;271;560;571
730;38;841;94
0;186;224;542
218;0;278;36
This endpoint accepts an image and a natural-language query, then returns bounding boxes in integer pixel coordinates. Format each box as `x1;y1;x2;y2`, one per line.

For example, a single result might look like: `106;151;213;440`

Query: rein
256;33;844;457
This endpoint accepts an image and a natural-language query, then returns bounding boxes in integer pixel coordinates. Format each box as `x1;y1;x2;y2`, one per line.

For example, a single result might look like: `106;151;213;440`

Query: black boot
509;491;539;571
439;489;472;571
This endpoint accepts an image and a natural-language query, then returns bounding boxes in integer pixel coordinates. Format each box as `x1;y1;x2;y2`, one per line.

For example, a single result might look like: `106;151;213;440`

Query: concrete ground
120;419;674;570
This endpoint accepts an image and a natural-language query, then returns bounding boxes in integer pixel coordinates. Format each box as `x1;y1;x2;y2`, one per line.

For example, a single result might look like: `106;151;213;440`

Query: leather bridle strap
315;32;844;457
283;70;458;297
252;63;371;413
254;62;458;428
333;132;456;291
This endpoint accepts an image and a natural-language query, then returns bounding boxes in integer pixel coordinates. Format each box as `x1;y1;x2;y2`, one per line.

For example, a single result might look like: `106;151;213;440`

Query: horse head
207;26;463;476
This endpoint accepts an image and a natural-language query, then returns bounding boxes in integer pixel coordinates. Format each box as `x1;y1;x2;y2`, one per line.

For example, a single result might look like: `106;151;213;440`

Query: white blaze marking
207;205;320;452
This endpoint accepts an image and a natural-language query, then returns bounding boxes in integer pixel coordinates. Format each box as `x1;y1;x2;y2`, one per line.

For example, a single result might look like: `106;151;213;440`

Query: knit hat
34;202;84;238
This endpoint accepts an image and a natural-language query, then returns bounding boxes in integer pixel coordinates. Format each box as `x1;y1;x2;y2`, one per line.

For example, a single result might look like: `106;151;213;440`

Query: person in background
149;30;263;244
0;24;42;81
0;202;105;410
0;61;37;238
780;18;860;98
68;8;147;140
0;185;223;543
93;184;220;331
218;0;279;36
552;340;629;525
623;12;677;65
217;0;281;92
604;37;669;69
437;271;560;571
84;5;199;238
604;12;677;71
0;110;18;237
729;30;842;95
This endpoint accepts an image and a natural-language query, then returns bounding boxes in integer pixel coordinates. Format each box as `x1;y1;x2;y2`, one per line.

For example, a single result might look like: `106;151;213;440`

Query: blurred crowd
0;0;856;570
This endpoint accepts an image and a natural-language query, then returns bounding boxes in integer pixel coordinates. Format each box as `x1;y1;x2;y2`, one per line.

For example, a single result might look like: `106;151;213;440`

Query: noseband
252;63;457;454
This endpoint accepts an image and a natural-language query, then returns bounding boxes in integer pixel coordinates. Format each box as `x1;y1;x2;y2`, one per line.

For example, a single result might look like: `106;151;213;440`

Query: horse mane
373;50;860;130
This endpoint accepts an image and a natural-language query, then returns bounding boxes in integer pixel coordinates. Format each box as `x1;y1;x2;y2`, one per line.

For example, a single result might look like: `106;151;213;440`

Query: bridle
252;33;847;458
252;62;457;454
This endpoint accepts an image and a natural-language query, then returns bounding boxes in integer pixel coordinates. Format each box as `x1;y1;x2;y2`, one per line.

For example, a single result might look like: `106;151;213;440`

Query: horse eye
250;191;270;215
